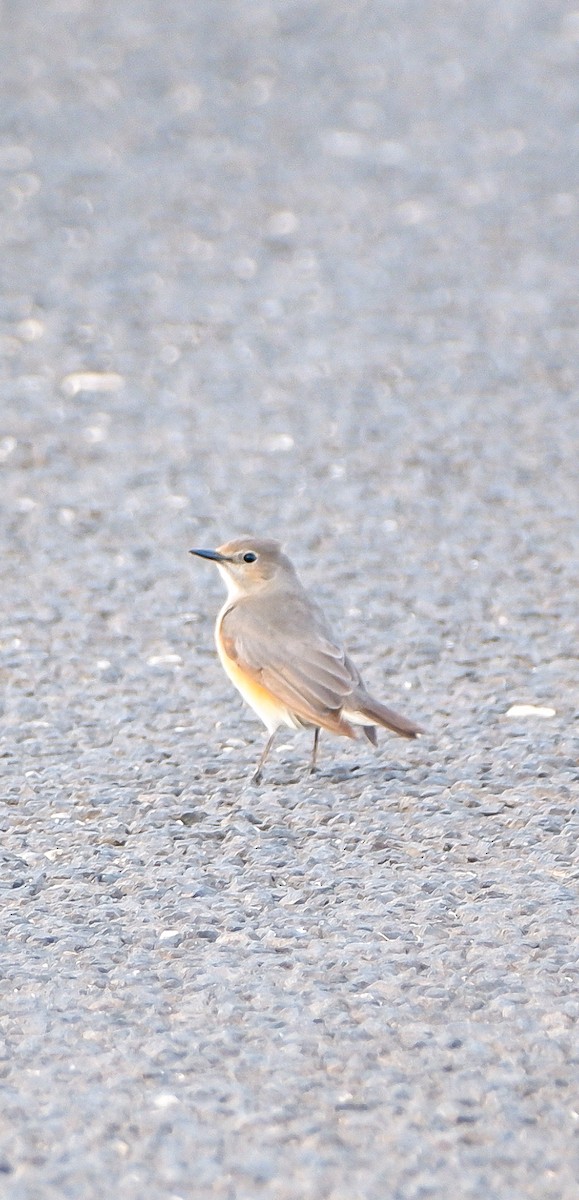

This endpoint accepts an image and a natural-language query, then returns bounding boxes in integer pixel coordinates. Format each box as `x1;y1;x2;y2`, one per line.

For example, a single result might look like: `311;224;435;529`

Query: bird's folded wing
220;597;359;729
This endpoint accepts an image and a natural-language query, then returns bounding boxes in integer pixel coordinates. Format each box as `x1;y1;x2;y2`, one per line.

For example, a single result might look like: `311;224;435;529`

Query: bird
190;536;423;783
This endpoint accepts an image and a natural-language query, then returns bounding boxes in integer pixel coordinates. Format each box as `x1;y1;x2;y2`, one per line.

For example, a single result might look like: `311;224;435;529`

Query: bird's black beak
189;548;228;562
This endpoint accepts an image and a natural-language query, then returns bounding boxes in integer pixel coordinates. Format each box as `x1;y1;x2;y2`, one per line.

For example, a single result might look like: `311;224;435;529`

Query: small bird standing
190;537;423;783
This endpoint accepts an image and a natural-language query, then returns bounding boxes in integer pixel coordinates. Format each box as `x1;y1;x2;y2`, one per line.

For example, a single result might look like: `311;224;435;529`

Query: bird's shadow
251;756;414;789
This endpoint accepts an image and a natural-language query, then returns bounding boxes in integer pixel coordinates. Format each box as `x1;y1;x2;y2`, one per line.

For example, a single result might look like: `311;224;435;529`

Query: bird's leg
251;731;277;784
308;727;320;776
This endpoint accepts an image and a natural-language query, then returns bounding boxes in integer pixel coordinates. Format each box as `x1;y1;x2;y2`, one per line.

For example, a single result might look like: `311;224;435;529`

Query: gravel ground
1;1;578;1197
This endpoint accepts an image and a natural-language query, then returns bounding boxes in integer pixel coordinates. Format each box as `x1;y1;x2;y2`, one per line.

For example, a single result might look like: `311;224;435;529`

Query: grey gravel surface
1;1;579;1197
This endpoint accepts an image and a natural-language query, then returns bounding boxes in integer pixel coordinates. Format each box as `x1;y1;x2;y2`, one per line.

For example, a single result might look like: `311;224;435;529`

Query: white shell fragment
61;371;124;396
505;704;557;718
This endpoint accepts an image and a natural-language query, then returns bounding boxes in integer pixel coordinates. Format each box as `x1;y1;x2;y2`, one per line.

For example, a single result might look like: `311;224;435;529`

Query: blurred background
2;0;577;723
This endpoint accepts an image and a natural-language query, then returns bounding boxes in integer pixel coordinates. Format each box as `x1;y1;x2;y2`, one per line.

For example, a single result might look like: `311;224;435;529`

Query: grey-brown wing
220;592;360;726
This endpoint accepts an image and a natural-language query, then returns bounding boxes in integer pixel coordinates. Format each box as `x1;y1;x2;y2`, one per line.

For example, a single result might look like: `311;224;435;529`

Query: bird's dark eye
243;552;257;563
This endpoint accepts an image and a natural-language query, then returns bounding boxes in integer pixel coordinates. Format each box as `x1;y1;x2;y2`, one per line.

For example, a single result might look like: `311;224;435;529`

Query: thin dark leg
252;731;277;784
309;727;320;775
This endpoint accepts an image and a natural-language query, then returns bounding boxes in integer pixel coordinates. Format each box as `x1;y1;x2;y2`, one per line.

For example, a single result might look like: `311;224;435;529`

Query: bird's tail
346;693;424;740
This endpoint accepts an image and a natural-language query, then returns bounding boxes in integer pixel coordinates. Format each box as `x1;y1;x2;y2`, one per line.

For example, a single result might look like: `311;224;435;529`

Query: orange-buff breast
215;625;292;733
